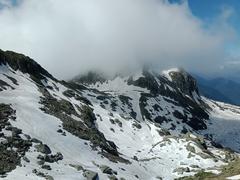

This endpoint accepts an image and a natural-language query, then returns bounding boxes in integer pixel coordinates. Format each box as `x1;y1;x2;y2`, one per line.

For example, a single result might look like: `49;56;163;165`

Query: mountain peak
72;71;107;85
73;67;201;101
0;49;54;83
162;68;200;98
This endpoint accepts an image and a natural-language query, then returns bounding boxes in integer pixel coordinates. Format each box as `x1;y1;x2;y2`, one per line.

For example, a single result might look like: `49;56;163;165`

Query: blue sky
170;0;240;55
170;0;240;22
0;0;18;8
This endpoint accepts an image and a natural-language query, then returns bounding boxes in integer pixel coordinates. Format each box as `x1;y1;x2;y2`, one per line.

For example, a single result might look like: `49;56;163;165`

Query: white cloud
0;0;235;79
0;0;15;9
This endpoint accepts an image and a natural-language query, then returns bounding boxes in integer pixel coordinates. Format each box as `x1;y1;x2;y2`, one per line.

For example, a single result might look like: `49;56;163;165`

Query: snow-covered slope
0;50;240;180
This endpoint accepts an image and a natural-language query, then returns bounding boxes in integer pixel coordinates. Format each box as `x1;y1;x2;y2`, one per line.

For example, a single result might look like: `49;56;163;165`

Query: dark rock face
41;164;51;170
35;144;52;154
45;152;63;162
0;79;14;91
83;169;99;180
70;68;209;132
0;146;20;175
0;104;58;177
154;116;170;124
173;110;187;122
0;50;55;84
3;74;18;85
39;87;121;160
0;104;32;175
127;71;160;95
63;89;92;106
128;70;209;131
169;69;200;98
32;169;54;179
100;165;117;175
73;71;106;85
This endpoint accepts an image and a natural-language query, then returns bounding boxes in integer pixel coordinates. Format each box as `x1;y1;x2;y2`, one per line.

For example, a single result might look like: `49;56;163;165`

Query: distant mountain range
194;75;240;105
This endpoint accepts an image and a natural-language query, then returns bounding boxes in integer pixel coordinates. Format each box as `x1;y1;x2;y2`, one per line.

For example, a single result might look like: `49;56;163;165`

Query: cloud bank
0;0;235;79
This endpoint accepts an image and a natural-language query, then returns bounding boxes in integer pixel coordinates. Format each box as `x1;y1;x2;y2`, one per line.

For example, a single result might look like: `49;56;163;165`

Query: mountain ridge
0;50;240;179
194;74;240;106
0;50;55;83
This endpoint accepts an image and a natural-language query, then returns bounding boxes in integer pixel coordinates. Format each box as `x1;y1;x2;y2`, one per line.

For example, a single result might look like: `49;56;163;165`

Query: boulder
83;170;99;180
41;165;51;170
173;167;190;174
35;144;51;154
100;165;117;175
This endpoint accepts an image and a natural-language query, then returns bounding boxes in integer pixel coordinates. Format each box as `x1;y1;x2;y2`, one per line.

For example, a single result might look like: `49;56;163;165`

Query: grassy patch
177;158;240;180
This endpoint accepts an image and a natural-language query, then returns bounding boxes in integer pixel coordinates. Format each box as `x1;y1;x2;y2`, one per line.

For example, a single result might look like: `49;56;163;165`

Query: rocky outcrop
35;144;52;154
39;87;121;159
0;104;32;175
0;50;56;84
83;170;99;180
168;69;200;98
72;71;106;85
127;70;209;131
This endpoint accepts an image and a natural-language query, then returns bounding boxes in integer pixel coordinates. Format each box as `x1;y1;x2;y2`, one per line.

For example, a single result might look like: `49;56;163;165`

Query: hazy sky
0;0;239;79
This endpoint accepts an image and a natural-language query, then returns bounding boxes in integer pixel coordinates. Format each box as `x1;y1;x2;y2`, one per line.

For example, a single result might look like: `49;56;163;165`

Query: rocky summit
0;50;240;179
